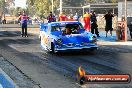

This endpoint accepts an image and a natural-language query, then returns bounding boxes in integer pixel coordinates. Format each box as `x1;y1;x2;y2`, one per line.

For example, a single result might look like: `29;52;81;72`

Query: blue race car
39;21;98;53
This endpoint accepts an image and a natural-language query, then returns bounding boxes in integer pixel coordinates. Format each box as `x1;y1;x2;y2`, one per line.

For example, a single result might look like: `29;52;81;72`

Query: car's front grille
81;42;88;46
81;42;95;46
65;43;75;47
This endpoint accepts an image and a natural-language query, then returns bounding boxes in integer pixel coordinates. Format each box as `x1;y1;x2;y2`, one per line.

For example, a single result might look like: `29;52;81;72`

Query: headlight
56;39;62;45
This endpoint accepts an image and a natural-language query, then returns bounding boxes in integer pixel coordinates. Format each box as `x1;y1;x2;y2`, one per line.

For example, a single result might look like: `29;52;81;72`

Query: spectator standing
67;14;74;21
2;17;6;24
59;12;67;21
83;11;91;31
91;11;100;37
104;11;114;37
19;11;29;37
47;11;56;23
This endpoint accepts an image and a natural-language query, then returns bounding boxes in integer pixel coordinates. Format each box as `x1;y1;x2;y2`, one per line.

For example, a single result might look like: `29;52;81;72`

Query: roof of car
49;21;80;25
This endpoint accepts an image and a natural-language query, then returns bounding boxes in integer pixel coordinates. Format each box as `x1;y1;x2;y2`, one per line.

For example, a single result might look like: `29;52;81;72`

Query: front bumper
55;44;98;51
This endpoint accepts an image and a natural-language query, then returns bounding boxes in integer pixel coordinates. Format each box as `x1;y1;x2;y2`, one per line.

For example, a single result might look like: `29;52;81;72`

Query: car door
41;25;49;47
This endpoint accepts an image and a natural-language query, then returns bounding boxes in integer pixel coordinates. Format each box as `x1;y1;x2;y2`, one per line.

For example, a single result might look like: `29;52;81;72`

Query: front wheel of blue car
51;43;56;53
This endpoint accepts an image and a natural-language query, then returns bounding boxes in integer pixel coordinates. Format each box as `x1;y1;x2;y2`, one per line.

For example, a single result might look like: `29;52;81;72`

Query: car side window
78;23;84;29
68;24;80;34
51;26;61;32
45;26;48;32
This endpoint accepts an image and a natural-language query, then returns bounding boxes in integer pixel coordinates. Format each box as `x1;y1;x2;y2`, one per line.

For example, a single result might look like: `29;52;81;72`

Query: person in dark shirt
2;17;6;24
91;11;100;37
47;11;56;23
104;11;114;37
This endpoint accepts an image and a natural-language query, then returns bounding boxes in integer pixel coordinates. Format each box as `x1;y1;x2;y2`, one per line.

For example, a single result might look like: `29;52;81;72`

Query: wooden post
124;0;127;41
60;0;62;13
52;0;54;13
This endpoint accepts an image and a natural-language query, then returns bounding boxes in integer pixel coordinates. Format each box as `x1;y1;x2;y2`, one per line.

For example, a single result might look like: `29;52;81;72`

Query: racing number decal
42;34;48;44
44;37;48;44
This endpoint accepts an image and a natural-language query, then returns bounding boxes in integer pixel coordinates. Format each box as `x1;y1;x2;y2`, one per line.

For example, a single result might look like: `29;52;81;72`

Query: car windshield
51;23;84;34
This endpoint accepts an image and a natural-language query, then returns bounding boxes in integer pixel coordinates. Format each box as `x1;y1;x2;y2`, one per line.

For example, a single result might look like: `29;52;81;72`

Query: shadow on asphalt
0;31;35;37
54;50;96;56
0;31;21;37
53;44;132;56
0;38;39;45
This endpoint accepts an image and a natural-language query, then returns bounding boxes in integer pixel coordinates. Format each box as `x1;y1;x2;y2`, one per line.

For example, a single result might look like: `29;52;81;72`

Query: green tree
0;0;15;16
15;7;24;16
0;0;6;16
26;0;52;17
111;0;117;3
26;0;36;16
26;0;118;17
63;0;85;7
